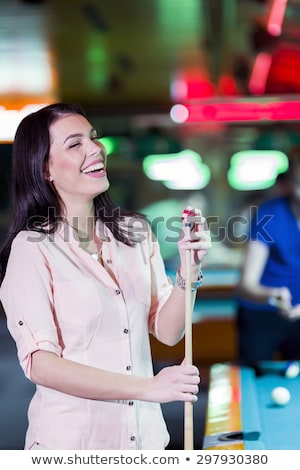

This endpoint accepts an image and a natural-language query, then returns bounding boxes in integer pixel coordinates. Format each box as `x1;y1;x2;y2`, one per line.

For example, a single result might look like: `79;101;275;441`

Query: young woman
0;103;211;450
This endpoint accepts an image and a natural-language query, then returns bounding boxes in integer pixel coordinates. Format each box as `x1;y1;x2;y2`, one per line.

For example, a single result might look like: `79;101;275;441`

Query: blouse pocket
54;279;102;326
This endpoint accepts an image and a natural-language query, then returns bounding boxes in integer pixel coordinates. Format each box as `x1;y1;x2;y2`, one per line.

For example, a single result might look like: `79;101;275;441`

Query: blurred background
1;0;300;450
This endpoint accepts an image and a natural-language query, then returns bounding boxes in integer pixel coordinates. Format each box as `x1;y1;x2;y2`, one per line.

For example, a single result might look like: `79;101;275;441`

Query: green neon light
228;150;289;190
99;137;117;155
143;149;210;190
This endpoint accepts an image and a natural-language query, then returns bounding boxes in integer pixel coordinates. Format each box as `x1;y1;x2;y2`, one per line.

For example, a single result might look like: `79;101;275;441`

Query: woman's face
48;113;109;207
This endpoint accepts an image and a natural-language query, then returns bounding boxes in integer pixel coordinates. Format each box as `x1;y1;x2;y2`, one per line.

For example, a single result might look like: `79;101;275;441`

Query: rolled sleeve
14;318;61;378
0;233;61;379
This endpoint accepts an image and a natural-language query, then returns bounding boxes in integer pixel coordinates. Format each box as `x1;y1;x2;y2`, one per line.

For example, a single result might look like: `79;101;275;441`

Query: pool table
203;362;300;450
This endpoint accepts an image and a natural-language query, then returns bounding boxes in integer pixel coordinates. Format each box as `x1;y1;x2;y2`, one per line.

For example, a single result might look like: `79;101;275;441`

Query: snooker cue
184;247;194;450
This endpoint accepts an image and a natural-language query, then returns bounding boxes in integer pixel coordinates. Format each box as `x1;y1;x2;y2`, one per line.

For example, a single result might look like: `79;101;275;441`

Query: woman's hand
144;362;200;404
178;206;212;276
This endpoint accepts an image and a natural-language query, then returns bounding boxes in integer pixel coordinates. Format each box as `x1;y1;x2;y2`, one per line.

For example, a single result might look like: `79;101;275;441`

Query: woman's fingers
151;363;201;403
181;230;212;248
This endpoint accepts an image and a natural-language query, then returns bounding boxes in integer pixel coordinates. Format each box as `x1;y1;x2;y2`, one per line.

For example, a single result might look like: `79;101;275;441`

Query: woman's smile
81;159;107;178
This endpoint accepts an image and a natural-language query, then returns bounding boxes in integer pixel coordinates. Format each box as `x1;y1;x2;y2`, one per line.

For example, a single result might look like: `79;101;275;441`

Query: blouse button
128;401;134;406
123;328;129;334
126;365;131;371
18;321;23;326
130;436;136;441
114;289;121;295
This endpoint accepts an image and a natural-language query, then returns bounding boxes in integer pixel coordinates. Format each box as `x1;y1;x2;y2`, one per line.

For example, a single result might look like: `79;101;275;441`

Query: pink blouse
0;222;173;450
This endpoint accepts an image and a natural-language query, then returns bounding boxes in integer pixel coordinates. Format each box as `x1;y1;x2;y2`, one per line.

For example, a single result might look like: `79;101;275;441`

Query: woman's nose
88;140;101;156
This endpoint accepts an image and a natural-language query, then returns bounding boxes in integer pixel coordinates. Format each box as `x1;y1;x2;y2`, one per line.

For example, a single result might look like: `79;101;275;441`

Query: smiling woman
46;111;110;227
0;102;211;450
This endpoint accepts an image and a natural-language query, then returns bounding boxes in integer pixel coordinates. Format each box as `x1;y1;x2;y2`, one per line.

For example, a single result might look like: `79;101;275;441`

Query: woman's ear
44;166;54;182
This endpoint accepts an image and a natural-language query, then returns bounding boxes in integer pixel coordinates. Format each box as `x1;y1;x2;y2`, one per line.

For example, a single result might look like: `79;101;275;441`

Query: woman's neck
65;202;95;242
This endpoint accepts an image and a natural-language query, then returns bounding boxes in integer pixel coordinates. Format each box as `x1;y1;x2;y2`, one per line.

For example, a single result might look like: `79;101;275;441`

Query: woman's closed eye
69;142;81;149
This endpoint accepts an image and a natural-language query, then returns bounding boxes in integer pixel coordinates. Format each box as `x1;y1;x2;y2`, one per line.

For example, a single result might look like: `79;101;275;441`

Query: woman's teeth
82;163;103;174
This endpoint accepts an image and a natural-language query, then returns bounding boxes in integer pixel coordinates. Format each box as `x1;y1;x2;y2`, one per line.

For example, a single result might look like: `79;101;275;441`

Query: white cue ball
285;362;300;379
271;387;291;406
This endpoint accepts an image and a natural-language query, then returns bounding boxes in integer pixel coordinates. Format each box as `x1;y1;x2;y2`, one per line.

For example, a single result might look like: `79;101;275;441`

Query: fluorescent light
0;42;53;95
228;150;289;190
143;149;211;190
0;104;48;141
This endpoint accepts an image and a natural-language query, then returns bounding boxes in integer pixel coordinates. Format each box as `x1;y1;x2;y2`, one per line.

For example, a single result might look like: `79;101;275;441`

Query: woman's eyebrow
63;133;83;144
63;128;97;144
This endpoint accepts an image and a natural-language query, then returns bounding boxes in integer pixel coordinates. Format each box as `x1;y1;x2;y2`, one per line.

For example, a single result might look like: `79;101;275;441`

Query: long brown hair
0;103;146;282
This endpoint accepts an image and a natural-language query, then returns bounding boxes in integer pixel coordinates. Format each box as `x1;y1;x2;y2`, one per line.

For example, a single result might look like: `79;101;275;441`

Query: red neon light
266;48;300;93
267;0;288;37
218;75;239;96
171;69;215;101
248;52;273;95
176;100;300;123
